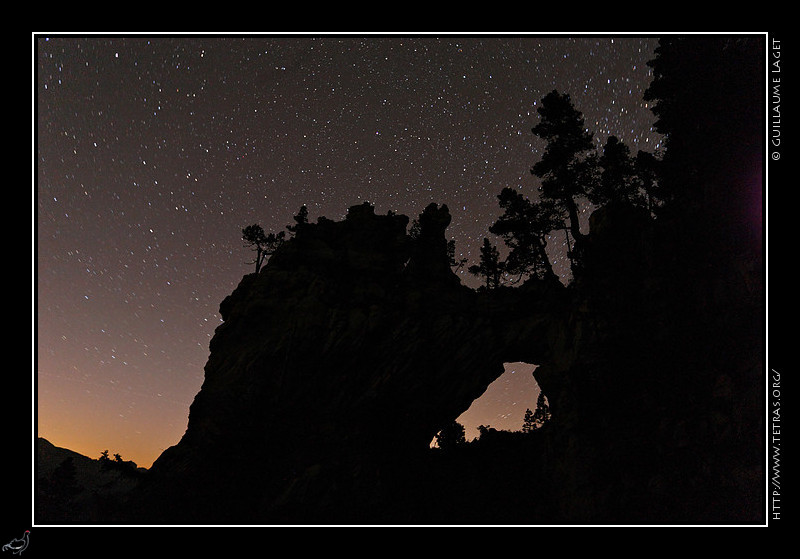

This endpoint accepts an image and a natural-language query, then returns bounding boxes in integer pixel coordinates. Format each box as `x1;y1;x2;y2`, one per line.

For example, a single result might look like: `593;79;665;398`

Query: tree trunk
565;196;585;242
255;248;264;273
536;238;557;281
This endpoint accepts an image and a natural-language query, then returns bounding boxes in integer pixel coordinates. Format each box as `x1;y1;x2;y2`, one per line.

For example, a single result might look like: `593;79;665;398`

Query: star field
36;34;662;466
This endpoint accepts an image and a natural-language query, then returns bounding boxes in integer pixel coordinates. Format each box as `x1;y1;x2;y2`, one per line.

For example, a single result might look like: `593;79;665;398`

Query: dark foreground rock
103;195;761;525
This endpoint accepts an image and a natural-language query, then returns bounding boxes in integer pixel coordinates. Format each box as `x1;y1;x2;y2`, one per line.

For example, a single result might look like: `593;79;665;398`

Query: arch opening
431;362;548;447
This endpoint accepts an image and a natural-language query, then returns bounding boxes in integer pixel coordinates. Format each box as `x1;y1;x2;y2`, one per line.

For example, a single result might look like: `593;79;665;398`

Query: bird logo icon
2;531;29;555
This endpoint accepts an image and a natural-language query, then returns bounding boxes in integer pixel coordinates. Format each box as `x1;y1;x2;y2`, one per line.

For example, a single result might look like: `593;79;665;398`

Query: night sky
36;34;663;468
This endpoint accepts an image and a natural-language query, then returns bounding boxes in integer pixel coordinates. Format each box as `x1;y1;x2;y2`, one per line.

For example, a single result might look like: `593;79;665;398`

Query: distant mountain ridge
37;438;101;472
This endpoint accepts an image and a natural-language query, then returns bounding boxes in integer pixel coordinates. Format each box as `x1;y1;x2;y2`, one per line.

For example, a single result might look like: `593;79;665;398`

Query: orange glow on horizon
37;365;193;469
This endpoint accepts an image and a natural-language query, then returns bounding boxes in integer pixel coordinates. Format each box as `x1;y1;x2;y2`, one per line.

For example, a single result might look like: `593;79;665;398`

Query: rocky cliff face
128;193;762;525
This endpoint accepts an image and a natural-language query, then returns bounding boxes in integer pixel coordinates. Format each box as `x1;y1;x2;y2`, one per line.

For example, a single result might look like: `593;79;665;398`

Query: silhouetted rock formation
133;202;568;524
120;180;762;525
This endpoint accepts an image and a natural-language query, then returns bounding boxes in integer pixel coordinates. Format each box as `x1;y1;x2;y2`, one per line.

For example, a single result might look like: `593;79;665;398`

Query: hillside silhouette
36;36;765;525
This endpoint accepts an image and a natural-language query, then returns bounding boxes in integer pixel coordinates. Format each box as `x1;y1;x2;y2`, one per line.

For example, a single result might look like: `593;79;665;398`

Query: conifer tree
242;224;286;273
468;237;502;289
531;90;596;244
286;205;309;235
531;391;551;429
490;187;562;282
590;135;641;207
522;408;536;433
